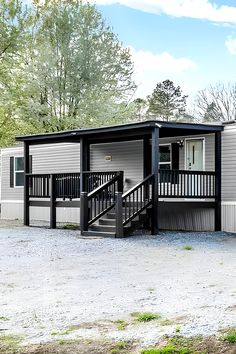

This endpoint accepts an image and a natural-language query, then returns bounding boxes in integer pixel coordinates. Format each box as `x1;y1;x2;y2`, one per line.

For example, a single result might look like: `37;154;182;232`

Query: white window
15;157;24;187
159;144;171;170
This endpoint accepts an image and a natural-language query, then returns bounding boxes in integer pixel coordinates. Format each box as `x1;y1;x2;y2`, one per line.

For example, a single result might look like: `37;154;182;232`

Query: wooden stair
88;207;150;237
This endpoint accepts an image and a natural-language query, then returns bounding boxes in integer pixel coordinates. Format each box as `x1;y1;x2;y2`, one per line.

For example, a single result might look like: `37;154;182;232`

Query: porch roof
16;120;224;145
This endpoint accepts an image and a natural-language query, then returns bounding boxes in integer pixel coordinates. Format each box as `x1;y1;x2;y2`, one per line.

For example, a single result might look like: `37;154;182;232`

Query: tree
18;0;136;131
132;97;147;121
147;80;188;121
195;82;236;122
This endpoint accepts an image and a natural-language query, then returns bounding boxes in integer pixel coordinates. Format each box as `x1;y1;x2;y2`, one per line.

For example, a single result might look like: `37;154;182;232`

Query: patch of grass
0;316;9;321
63;223;79;230
141;346;192;354
141;336;207;354
110;340;129;353
222;329;236;343
117;323;127;330
131;312;161;322
182;245;193;251
114;319;128;330
51;329;72;336
0;334;23;352
160;319;173;326
175;325;181;333
147;288;155;293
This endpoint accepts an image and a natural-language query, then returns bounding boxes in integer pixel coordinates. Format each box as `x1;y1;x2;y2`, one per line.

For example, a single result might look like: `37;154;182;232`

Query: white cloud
90;0;236;25
225;36;236;55
128;47;197;97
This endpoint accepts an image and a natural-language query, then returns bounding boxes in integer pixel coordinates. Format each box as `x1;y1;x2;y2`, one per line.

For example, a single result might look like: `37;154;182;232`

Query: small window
15;157;24;187
159;145;171;169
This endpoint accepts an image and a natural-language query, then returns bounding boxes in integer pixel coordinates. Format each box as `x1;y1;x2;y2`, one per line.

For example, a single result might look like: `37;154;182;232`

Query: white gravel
0;225;236;346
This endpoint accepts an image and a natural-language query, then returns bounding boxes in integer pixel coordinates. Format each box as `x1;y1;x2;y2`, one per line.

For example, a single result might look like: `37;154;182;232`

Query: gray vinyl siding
30;143;80;174
222;124;236;202
1;143;80;201
90;141;143;191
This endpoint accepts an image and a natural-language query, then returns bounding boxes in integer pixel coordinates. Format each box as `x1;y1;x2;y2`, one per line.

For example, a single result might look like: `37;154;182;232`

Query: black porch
16;120;223;237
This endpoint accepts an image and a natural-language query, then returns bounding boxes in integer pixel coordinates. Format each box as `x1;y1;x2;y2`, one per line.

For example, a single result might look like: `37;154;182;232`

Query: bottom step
81;230;116;238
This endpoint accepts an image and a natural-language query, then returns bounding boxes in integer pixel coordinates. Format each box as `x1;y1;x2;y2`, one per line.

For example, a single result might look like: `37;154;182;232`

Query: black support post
215;131;222;231
80;137;90;192
143;136;151;179
115;191;124;238
24;142;30;226
50;174;56;229
151;126;159;235
80;138;90;234
80;192;88;233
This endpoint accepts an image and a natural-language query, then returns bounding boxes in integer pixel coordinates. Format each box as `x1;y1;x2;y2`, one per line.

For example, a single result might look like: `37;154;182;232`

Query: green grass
222;329;236;343
141;346;192;354
131;312;161;322
182;245;193;251
51;329;72;336
160;319;173;326
0;334;23;352
175;325;181;333
0;316;9;321
114;319;127;330
62;223;79;230
110;341;129;353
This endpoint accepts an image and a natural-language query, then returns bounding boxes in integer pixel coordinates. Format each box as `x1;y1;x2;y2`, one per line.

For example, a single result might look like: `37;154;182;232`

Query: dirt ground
0;222;236;353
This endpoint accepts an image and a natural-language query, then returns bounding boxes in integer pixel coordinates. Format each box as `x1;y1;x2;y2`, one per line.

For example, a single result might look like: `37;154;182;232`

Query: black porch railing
80;171;123;231
27;173;81;199
159;169;215;198
27;170;216;200
83;171;120;193
122;174;153;226
26;171;122;199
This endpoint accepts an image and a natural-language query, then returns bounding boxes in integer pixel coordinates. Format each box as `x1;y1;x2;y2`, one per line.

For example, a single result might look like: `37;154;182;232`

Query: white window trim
14;156;24;188
159;143;172;169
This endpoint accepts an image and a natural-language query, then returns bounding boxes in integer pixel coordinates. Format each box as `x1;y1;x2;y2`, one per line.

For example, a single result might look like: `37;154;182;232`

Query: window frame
14;156;24;188
159;143;172;170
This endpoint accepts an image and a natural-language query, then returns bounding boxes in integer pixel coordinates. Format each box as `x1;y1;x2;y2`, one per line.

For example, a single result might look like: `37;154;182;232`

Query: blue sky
91;0;236;103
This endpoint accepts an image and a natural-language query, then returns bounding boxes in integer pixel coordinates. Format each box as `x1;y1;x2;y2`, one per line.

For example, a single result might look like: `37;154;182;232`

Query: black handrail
83;171;120;193
122;174;154;226
80;171;123;230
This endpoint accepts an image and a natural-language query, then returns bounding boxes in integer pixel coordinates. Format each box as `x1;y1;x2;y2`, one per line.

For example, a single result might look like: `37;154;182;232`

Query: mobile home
1;119;234;236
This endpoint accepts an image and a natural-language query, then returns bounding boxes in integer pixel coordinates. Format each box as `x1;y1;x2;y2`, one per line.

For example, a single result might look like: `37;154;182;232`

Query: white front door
186;139;204;171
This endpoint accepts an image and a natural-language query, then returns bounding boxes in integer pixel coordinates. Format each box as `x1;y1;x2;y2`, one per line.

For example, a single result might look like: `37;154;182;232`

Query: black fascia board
16;120;223;145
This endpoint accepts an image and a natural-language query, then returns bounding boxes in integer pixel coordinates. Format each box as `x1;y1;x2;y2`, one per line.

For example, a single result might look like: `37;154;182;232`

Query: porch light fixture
177;139;184;148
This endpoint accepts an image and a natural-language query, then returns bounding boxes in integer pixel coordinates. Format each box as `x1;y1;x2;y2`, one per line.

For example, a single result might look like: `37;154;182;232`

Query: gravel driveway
0;225;236;346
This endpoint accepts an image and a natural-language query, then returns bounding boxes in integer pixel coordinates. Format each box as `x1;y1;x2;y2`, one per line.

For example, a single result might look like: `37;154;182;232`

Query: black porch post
143;136;150;179
80;137;90;234
215;131;222;231
24;142;30;226
151;126;159;235
80;137;90;192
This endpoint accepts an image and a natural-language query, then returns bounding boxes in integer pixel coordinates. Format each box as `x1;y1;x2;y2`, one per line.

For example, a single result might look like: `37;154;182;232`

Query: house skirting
2;200;236;233
1;200;80;224
159;202;215;232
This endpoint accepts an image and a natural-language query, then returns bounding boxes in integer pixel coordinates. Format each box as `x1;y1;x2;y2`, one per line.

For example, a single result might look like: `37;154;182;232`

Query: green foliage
182;245;193;251
111;341;129;353
222;329;236;343
0;0;136;146
0;334;23;352
63;223;79;230
0;316;9;321
148;80;188;122
131;312;161;322
140;346;192;354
